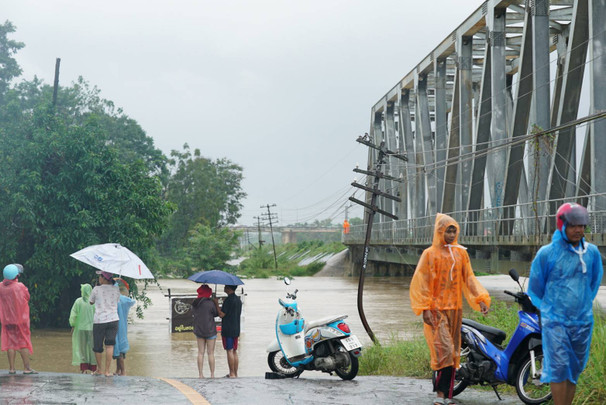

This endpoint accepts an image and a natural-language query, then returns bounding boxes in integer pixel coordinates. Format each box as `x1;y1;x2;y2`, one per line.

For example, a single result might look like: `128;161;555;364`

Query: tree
0;100;173;327
183;224;241;275
159;144;246;255
349;217;363;226
0;21;24;101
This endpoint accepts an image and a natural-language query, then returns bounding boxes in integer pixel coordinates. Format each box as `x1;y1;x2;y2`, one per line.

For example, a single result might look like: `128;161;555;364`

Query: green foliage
0;107;172;326
349;217;363;226
158;145;245;256
0;21;24;100
181;224;241;276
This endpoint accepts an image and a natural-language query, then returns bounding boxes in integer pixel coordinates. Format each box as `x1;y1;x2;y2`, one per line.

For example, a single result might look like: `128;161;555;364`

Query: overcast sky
4;0;481;226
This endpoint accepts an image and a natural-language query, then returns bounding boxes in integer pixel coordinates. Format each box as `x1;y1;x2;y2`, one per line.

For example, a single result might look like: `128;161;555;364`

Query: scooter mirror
283;277;291;285
508;268;519;282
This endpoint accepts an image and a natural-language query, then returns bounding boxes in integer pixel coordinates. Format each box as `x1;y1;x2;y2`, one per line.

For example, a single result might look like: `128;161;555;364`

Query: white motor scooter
266;277;362;380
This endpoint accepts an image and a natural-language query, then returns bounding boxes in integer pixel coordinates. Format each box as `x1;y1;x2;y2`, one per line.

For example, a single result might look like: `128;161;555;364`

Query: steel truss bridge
343;0;606;275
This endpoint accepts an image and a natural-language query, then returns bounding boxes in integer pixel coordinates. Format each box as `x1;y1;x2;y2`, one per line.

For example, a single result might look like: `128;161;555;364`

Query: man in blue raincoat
528;203;603;405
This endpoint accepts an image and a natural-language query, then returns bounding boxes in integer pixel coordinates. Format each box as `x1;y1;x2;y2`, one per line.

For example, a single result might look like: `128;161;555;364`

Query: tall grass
575;311;606;404
358;303;606;405
359;332;432;377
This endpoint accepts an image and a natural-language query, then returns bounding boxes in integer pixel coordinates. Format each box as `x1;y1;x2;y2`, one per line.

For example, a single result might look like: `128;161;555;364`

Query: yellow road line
158;377;212;405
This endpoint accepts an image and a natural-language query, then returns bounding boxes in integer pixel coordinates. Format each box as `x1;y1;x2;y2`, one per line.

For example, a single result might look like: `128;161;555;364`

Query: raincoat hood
80;283;92;301
2;278;16;287
432;213;460;248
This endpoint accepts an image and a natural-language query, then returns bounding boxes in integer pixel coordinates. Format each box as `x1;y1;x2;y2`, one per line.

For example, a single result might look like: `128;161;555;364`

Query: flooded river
1;276;422;378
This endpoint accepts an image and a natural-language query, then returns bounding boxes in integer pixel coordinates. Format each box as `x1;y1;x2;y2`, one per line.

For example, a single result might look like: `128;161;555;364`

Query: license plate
341;335;362;351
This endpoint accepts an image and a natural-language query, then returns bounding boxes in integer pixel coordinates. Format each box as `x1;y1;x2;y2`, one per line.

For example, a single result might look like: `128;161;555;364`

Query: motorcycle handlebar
503;290;517;297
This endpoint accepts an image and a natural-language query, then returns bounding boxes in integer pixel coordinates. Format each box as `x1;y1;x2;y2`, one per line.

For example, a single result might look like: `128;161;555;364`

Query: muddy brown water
1;277;424;377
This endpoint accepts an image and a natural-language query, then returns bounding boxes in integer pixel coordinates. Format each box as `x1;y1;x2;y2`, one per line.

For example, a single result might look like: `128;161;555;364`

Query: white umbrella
70;243;155;279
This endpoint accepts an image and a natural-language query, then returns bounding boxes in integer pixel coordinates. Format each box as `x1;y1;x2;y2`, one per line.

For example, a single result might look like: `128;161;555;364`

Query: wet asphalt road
0;372;523;404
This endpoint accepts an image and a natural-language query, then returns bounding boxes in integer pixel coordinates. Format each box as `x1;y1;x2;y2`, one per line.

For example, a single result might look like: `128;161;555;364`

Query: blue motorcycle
451;269;552;404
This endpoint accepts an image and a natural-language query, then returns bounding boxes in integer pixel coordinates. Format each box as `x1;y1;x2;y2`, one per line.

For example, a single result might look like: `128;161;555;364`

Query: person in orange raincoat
343;219;350;234
410;214;490;404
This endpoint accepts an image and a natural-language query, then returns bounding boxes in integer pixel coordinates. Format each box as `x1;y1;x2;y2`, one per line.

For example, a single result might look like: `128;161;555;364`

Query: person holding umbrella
187;270;244;378
215;285;242;378
89;270;120;376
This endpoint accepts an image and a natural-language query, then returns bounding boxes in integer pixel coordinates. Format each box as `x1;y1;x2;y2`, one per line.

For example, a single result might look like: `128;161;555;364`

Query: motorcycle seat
462;318;507;346
305;315;348;332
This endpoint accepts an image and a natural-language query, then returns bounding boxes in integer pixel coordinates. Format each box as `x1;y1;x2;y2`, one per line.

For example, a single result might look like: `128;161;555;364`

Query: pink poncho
0;279;33;353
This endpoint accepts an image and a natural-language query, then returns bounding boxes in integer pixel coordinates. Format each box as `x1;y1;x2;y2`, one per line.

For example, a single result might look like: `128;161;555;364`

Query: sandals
433;398;457;405
23;370;38;375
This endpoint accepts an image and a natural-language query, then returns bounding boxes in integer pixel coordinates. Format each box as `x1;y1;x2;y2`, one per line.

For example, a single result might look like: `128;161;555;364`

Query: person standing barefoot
215;285;242;378
89;271;120;377
192;285;218;378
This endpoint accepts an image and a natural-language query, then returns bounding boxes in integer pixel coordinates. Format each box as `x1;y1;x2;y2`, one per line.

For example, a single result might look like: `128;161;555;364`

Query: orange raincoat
410;213;491;370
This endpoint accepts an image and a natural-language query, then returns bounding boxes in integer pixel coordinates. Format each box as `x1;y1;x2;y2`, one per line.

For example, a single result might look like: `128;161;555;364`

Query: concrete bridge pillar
281;230;296;244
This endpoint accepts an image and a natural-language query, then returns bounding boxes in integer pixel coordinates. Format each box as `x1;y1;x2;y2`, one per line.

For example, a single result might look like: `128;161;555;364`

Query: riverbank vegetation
237;241;346;279
359;303;606;404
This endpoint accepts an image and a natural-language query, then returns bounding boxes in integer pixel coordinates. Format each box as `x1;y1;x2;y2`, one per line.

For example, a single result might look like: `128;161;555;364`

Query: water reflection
2;277;421;377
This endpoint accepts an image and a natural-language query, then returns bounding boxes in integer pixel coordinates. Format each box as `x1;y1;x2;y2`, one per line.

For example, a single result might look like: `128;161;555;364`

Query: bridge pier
345;244;540;278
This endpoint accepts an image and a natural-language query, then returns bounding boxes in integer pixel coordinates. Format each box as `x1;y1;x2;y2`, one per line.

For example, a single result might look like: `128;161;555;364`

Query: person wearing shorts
89;271;120;376
192;284;218;378
215;285;242;378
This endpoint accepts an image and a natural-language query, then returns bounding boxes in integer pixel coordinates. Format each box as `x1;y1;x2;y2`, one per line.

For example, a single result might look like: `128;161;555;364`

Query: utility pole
52;58;61;108
261;204;278;269
349;133;406;345
253;216;264;249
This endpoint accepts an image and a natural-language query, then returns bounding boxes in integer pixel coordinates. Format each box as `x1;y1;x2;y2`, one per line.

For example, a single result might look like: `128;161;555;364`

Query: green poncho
69;283;96;366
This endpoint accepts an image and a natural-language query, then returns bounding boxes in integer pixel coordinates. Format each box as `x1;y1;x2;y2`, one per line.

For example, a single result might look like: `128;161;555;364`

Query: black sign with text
170;296;224;333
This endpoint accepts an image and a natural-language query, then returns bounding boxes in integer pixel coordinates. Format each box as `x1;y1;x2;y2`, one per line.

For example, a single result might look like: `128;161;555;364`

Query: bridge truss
346;0;606;264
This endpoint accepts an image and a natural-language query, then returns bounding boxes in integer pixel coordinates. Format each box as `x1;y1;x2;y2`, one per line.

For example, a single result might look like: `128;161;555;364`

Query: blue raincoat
113;295;136;357
528;229;603;384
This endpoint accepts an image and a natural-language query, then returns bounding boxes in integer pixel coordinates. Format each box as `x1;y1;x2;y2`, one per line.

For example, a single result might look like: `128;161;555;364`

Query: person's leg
117;356;126;376
7;349;16;373
103;321;119;377
104;346;114;376
18;348;31;371
565;381;576;404
226;349;235;377
551;382;572;405
233;349;239;378
196;338;206;378
207;338;216;378
93;352;103;374
434;366;453;401
92;324;104;375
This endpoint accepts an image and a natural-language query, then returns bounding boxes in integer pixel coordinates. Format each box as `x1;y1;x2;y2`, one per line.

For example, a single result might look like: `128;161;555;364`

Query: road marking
158;378;211;405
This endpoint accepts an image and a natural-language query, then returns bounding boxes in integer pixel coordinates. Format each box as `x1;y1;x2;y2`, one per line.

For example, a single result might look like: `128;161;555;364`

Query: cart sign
170;296;224;333
171;297;195;333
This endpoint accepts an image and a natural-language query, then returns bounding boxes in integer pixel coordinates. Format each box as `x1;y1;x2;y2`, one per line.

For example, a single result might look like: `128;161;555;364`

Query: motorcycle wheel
451;344;470;397
515;350;552;404
267;351;303;378
334;344;359;380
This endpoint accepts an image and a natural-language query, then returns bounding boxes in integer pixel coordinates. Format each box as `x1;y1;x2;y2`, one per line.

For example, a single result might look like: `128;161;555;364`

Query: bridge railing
345;193;606;246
